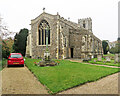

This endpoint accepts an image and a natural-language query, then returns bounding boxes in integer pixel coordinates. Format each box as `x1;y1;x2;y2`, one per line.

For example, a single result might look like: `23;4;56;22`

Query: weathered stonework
26;12;103;59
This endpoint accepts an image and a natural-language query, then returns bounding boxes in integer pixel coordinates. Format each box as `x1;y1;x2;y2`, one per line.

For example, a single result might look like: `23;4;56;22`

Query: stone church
25;11;103;59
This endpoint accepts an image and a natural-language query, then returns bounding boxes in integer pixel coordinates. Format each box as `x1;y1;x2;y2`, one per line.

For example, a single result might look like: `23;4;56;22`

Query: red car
7;53;24;67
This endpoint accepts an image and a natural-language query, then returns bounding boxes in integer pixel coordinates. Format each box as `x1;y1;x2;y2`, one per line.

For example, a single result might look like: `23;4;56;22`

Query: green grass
88;58;119;67
103;53;115;57
25;58;119;94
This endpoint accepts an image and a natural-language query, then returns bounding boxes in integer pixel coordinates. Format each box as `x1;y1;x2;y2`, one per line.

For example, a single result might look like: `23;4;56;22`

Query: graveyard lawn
88;58;119;67
25;58;119;94
103;54;115;57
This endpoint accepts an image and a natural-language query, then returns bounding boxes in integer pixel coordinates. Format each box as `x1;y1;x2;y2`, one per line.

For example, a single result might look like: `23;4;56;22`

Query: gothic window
83;21;85;28
48;30;50;44
38;20;50;45
64;37;67;47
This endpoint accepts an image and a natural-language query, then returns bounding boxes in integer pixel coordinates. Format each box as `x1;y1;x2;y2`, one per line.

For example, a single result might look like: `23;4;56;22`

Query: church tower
78;17;92;32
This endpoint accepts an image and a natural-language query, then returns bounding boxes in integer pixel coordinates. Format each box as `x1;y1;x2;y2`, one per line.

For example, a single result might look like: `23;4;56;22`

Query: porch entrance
71;48;73;58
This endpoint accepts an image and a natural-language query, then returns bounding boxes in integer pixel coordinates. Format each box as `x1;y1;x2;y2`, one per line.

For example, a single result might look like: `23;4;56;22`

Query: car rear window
10;54;22;58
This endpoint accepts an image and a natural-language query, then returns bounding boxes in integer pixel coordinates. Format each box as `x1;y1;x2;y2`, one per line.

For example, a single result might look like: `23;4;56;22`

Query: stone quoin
25;11;103;59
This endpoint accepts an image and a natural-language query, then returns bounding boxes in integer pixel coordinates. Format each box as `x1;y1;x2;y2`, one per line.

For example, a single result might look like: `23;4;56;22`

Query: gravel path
84;63;120;68
59;72;119;94
1;63;119;95
2;66;48;94
69;59;120;68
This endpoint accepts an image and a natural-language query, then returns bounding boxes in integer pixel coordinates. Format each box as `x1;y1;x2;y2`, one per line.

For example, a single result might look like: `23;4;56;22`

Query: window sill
37;44;51;46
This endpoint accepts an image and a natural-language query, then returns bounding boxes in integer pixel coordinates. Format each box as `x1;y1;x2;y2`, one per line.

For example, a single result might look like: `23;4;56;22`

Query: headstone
103;61;106;63
91;55;94;59
106;56;111;62
110;56;114;60
97;55;102;61
114;54;120;63
107;51;110;54
94;59;96;62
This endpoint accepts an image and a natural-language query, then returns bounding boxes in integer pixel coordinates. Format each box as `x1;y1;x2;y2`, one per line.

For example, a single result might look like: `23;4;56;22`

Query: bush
2;40;10;59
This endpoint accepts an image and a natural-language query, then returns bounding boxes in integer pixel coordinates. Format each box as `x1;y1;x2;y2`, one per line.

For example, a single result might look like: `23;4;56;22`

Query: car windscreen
10;54;22;58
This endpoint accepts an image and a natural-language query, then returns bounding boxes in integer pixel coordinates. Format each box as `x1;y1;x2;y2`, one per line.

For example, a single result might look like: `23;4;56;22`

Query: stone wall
26;12;103;59
31;12;58;59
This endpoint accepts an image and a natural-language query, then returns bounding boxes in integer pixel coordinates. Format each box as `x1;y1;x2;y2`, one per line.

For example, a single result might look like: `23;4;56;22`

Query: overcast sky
0;0;119;42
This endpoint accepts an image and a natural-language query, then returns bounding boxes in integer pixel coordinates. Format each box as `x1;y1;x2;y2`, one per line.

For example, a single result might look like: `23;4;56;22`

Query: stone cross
44;26;50;61
106;56;111;62
43;7;45;12
97;55;102;61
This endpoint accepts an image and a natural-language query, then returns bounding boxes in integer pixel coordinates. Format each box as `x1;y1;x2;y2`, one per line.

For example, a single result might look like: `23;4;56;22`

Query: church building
25;11;103;59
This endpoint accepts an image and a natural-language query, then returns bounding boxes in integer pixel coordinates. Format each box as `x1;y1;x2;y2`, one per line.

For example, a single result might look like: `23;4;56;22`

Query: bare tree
0;14;13;40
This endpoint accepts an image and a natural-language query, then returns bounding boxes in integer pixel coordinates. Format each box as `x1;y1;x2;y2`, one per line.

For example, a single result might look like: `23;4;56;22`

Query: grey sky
0;0;119;42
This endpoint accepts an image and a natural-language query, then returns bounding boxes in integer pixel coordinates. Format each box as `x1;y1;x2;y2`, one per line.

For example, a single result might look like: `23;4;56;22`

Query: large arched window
38;20;50;45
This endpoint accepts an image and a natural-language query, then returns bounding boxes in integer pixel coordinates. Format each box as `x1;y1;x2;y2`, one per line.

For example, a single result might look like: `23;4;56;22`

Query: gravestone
106;56;111;62
107;51;110;54
94;59;96;62
114;54;120;63
97;55;102;61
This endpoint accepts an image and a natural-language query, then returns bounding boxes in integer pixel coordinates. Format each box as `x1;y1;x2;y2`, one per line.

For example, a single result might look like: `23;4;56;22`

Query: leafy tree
109;38;120;54
102;40;109;54
13;28;28;56
117;37;120;41
2;40;10;58
4;38;14;52
0;37;2;60
115;43;120;53
109;47;116;54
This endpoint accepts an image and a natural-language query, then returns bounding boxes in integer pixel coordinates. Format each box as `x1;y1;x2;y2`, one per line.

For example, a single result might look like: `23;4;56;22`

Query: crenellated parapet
26;11;103;59
78;17;92;32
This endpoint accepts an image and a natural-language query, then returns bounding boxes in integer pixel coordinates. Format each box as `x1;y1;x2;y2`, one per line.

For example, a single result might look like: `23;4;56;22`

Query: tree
109;44;120;54
4;38;14;52
0;15;11;59
2;40;10;58
102;40;109;54
115;43;120;53
0;15;10;39
109;47;116;54
13;28;28;56
109;38;120;54
117;37;120;41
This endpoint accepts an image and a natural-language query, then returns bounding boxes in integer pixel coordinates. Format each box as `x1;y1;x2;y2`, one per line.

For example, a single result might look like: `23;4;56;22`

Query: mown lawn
25;58;119;94
88;58;119;67
103;53;115;57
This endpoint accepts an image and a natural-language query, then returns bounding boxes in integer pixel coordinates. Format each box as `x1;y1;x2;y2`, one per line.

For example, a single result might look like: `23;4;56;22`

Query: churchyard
1;52;119;94
88;54;120;67
25;57;119;94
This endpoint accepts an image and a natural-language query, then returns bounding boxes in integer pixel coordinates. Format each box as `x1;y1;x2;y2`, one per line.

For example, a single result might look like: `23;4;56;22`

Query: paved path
58;59;119;94
2;66;48;94
1;62;119;95
84;63;120;68
59;72;119;94
68;59;120;68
